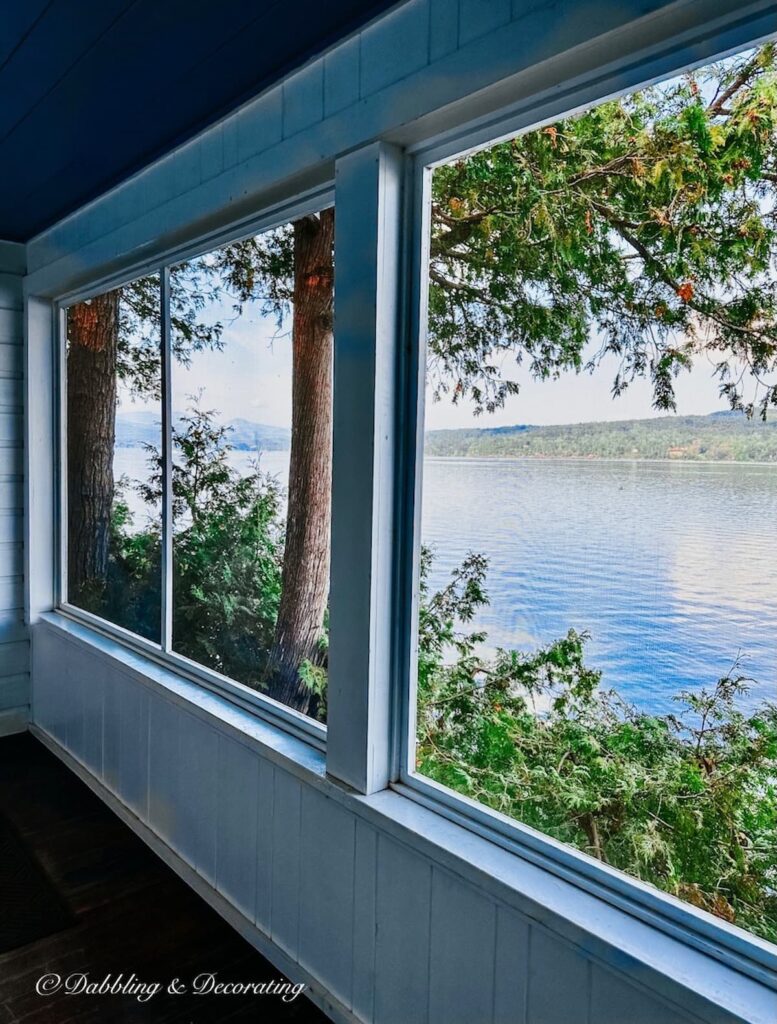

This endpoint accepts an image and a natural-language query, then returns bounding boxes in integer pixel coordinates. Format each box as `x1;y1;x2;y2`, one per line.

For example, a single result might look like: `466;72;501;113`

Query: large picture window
409;47;777;942
63;209;334;722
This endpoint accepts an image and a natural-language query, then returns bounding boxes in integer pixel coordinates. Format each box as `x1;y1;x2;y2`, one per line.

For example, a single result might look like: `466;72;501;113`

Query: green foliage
81;50;777;941
114;50;777;429
424;411;777;461
429;45;777;418
166;407;285;686
70;479;163;642
416;551;777;942
97;414;777;940
95;403;285;688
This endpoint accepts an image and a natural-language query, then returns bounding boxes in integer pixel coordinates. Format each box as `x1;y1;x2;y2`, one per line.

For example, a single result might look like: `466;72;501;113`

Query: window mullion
160;267;173;652
326;142;404;795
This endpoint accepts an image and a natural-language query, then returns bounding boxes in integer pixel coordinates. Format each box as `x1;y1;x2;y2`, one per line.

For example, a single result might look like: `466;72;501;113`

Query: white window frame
54;185;333;751
390;45;777;990
29;3;776;991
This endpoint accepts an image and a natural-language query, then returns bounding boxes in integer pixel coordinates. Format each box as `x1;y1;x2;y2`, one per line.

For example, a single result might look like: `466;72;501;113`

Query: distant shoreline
423;454;777;467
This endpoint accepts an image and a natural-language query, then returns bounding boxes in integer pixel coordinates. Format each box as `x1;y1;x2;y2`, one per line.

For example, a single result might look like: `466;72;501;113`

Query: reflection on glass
414;48;777;942
66;276;162;641
169;212;334;720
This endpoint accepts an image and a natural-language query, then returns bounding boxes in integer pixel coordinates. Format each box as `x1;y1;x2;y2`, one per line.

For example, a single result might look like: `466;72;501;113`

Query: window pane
66;276;162;641
170;211;333;721
414;49;777;942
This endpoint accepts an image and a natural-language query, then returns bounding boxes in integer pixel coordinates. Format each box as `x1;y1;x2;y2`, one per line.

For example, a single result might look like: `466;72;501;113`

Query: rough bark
67;292;120;597
266;209;335;713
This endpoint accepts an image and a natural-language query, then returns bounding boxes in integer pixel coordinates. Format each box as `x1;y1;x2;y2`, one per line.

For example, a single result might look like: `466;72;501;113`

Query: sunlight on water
116;448;777;713
421;458;777;714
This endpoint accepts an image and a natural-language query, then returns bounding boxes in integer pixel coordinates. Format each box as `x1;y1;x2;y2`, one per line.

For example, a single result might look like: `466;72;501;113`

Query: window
408;47;777;943
168;214;333;718
65;275;162;642
63;209;334;722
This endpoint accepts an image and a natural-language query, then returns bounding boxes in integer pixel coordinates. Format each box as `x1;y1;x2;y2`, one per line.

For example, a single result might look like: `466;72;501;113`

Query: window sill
37;610;327;780
33;611;776;1024
394;771;777;993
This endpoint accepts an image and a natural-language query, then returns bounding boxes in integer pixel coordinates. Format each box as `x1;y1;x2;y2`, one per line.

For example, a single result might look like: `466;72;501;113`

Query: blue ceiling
0;1;402;243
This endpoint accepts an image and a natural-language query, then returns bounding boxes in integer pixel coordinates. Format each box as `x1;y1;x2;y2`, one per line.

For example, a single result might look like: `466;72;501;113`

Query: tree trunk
266;209;335;714
67;292;120;597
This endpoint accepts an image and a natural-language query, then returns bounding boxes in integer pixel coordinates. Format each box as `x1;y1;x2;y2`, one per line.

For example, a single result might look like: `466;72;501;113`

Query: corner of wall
0;239;29;734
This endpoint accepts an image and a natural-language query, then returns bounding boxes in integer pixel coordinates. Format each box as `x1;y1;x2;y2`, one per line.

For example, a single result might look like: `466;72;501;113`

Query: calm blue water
115;448;777;714
421;458;777;714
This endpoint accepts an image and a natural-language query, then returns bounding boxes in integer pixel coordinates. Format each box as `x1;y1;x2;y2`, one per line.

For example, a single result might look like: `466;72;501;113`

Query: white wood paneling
78;641;104;776
299;788;356;1007
459;0;512;46
359;0;430;97
177;710;218;884
0;479;23;509
0;340;21;375
324;37;360;118
284;61;325;138
216;732;259;917
256;757;275;930
22;1;777;1021
0;243;27;727
351;820;378;1023
429;0;459;60
0;611;26;645
236;88;283;166
270;768;303;957
0;273;23;310
429;867;497;1024
0;310;22;347
0;576;22;611
31;619;776;1024
0;378;21;409
493;907;530;1024
0;446;23;477
374;835;432;1024
0;673;29;711
0;543;22;578
116;672;150;817
0;412;22;444
0;639;26;674
527;928;590;1024
27;1;772;301
0;512;21;545
590;968;692;1024
148;691;182;847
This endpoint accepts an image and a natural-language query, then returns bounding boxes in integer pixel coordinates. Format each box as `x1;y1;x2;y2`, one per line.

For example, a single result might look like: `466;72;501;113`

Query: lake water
115;449;777;714
422;458;777;714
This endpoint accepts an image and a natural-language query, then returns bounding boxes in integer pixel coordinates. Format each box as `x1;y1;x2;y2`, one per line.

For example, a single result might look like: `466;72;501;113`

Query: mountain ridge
115;410;291;451
117;409;777;462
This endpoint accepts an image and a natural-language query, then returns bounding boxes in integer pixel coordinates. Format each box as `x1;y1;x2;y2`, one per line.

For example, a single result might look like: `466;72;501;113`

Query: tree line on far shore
425;412;777;462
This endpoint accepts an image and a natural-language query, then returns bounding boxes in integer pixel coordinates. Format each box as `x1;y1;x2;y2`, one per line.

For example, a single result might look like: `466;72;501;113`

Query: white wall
23;1;777;1021
25;0;777;299
0;240;27;734
32;617;775;1024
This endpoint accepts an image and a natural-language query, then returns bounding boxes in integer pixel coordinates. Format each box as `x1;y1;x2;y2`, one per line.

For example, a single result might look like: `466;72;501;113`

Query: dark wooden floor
0;733;330;1023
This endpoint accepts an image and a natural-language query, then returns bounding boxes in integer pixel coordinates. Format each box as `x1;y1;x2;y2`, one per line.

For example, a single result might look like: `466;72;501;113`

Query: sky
424;347;729;430
170;304;294;427
153;295;731;433
120;49;759;434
